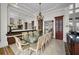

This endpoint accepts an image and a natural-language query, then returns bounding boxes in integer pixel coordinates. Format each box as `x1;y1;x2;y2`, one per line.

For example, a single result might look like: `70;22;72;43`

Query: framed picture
10;18;14;25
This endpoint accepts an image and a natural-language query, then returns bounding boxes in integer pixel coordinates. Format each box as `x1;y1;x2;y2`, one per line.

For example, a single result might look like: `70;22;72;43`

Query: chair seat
21;40;30;50
22;45;30;50
21;40;29;45
29;43;37;50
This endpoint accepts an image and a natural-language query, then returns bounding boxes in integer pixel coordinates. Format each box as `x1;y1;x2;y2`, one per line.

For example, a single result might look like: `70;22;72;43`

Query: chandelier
37;3;44;20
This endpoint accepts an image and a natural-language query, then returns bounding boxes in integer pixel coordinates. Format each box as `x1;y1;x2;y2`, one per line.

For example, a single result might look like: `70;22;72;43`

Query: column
73;3;76;32
0;4;1;41
63;7;69;42
0;3;8;48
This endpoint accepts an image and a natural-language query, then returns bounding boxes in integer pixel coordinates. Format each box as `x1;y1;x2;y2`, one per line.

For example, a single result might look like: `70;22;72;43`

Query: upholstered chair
29;32;39;43
14;36;29;51
22;33;30;43
28;36;43;55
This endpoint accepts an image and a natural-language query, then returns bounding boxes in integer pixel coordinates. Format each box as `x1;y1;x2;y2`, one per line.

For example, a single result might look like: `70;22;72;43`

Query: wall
43;7;69;42
8;6;35;31
7;4;69;42
30;7;69;42
0;3;70;48
63;7;69;42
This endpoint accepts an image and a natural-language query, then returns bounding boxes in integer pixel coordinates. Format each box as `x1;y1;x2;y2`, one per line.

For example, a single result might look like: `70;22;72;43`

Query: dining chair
44;33;51;48
49;32;52;41
22;33;30;42
40;33;52;53
34;31;39;38
28;36;44;55
14;36;29;51
41;35;46;53
29;32;39;43
46;33;49;43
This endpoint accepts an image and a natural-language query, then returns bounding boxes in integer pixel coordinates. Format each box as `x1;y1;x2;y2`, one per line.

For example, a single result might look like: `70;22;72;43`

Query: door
55;16;63;40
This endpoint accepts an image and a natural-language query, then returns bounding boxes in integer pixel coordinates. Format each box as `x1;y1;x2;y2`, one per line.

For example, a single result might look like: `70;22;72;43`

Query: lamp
37;3;44;20
37;3;44;36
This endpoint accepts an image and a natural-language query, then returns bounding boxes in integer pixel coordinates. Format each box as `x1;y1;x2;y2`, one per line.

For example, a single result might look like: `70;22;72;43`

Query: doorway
55;16;63;40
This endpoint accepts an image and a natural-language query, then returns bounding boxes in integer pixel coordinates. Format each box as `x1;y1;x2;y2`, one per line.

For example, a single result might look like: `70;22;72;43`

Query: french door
55;16;63;40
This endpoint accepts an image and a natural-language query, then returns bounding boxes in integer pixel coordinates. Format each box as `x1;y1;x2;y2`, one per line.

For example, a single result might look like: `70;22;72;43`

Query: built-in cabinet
8;17;35;31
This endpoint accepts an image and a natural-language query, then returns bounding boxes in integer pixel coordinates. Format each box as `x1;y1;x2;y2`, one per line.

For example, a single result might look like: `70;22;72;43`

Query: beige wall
43;7;69;42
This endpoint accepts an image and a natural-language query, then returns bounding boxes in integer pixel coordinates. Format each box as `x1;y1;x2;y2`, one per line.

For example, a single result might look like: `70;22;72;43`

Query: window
75;3;79;8
69;10;73;14
69;4;74;14
10;18;14;25
76;23;79;31
75;9;79;13
69;3;79;32
69;4;73;9
69;4;79;14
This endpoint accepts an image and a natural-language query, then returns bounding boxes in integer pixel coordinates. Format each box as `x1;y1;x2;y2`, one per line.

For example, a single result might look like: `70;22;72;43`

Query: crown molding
8;4;35;18
18;4;36;13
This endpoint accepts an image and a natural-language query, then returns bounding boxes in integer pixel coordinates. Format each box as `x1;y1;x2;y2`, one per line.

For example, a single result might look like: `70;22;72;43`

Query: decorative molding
8;6;34;19
18;4;36;14
8;4;35;18
43;7;66;15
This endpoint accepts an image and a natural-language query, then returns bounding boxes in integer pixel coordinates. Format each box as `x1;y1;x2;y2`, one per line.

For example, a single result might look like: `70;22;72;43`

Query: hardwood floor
0;46;14;55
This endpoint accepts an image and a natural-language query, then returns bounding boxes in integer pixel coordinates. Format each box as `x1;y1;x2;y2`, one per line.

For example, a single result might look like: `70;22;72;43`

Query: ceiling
8;3;71;18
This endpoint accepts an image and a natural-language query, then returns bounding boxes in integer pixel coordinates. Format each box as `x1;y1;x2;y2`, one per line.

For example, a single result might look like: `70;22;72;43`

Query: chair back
14;36;22;50
46;33;50;40
22;33;29;41
36;36;44;50
49;32;52;40
34;31;39;37
41;34;46;48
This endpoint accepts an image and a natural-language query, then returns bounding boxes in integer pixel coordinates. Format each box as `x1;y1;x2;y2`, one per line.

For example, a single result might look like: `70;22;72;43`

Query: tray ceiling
8;3;71;18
